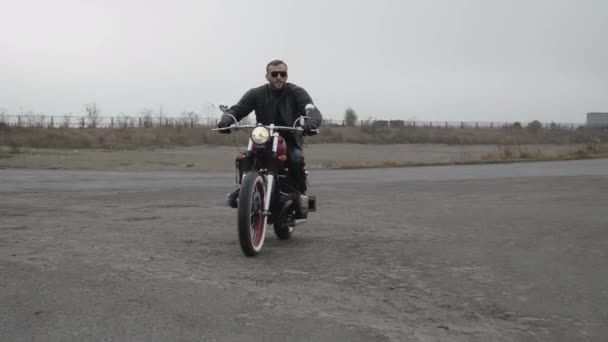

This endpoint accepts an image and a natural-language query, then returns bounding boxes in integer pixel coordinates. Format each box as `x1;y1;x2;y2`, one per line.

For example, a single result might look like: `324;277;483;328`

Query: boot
226;189;239;208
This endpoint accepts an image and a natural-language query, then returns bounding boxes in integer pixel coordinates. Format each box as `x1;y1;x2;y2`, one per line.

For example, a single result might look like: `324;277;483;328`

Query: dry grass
478;142;608;163
1;124;607;149
306;125;608;145
0;126;249;149
480;145;545;161
2;124;608;168
1;142;607;171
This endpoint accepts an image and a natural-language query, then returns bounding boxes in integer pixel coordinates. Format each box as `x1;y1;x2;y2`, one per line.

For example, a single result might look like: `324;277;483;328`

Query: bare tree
0;107;7;125
343;107;358;127
25;111;46;127
140;108;154;128
158;105;164;128
180;111;200;128
85;103;100;128
361;116;374;127
116;114;131;129
527;120;543;134
62;115;72;128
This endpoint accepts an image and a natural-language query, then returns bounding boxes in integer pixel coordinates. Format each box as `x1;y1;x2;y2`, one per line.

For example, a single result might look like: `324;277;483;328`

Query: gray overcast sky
1;0;606;123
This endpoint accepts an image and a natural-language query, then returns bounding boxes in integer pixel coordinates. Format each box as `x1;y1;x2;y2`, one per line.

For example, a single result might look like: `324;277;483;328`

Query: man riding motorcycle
218;59;323;208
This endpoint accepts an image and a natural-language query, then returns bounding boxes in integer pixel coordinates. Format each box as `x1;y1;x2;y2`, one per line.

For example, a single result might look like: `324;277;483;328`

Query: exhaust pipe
293;219;307;226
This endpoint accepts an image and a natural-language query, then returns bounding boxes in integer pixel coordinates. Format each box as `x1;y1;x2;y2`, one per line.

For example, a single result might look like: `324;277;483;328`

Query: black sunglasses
270;71;287;78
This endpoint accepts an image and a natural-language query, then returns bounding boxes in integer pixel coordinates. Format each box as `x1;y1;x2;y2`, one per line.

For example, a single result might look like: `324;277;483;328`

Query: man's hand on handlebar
302;122;318;136
217;117;234;134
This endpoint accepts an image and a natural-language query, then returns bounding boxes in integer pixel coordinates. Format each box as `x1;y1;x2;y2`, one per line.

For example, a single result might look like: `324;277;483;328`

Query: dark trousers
287;144;307;193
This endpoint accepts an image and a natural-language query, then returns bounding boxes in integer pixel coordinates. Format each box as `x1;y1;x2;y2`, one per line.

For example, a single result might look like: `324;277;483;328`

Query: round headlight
251;126;270;144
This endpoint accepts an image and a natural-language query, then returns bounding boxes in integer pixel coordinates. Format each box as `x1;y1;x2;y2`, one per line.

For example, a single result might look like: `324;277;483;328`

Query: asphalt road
1;159;607;341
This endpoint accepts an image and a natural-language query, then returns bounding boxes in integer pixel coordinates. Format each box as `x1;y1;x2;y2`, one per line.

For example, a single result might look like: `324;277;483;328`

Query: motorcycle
213;106;318;257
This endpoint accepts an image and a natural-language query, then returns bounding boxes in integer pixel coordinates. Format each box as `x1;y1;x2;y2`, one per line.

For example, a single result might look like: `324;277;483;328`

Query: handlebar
213;107;319;134
212;124;306;132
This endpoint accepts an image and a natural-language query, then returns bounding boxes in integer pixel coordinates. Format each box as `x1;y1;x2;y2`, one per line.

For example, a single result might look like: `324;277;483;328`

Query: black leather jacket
225;83;323;148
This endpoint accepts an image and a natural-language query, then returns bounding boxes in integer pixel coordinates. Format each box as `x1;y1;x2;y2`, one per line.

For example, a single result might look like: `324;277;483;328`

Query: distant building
587;113;608;128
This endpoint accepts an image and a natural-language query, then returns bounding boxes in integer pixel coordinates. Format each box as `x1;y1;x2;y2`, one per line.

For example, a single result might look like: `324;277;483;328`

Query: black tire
273;200;295;240
237;172;267;256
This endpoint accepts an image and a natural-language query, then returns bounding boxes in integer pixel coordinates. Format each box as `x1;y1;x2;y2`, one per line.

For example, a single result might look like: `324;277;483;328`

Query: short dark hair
266;59;287;73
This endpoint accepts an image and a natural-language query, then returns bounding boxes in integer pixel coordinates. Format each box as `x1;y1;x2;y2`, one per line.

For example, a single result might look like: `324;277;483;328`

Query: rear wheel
237;172;267;256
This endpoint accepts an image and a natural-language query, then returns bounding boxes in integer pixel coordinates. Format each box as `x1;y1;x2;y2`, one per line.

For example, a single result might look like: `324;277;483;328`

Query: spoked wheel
237;172;267;256
274;200;295;240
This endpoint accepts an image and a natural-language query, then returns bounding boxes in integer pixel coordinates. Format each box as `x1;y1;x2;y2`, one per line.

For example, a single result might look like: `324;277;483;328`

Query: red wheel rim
250;179;265;248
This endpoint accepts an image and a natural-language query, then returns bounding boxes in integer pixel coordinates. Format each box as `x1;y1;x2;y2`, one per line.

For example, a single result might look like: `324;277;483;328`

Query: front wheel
237;172;267;256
